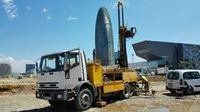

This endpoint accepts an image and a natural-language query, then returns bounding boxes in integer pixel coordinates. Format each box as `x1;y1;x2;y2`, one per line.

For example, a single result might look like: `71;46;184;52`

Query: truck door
65;51;84;89
38;54;65;90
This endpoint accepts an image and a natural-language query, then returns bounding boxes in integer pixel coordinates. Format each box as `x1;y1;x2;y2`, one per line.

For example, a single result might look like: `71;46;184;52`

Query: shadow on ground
163;92;200;97
20;102;78;112
19;96;128;112
19;95;156;112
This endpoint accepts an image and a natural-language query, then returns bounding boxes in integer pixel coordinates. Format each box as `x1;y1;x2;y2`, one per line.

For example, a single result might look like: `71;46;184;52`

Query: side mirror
64;53;70;71
64;63;69;71
64;58;70;79
36;62;39;73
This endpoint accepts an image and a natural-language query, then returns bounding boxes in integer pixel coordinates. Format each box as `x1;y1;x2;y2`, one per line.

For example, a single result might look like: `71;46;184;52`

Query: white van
166;70;200;94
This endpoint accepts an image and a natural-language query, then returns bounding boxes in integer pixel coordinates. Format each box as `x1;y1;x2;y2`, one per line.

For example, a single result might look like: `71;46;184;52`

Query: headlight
36;93;40;97
36;84;39;89
57;94;62;99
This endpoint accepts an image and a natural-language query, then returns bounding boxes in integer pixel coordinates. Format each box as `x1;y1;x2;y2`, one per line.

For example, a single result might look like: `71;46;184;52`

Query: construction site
0;0;200;112
1;77;200;112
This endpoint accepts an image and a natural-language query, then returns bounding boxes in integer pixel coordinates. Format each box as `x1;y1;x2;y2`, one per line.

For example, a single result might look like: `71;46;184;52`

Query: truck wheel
120;83;131;99
75;88;93;111
48;100;62;108
186;86;194;95
170;90;176;94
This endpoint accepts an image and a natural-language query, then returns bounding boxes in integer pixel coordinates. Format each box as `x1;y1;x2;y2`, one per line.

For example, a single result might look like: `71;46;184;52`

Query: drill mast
117;2;136;68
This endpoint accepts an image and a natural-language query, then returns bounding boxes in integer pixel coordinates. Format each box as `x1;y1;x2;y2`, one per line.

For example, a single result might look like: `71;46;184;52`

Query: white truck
36;49;96;110
35;48;146;111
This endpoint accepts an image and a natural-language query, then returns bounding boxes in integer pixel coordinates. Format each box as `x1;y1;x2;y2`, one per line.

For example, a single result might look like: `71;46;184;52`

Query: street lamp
161;56;169;72
132;53;134;63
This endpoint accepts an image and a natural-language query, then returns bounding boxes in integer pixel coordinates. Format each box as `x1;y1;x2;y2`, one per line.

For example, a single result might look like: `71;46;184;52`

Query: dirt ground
0;78;200;112
0;78;36;95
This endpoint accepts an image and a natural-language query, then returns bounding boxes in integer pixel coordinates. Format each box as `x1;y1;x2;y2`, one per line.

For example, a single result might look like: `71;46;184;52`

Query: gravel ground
0;81;200;112
0;94;48;112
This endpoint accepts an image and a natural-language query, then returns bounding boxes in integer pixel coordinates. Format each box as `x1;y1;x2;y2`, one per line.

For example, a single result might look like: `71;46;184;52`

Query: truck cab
36;49;95;111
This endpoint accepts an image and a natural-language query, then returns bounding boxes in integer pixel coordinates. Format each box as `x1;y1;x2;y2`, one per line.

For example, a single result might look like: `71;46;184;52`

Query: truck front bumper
36;90;68;101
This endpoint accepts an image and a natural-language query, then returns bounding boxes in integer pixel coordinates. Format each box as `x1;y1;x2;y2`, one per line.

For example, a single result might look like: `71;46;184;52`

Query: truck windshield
167;72;179;80
40;53;65;72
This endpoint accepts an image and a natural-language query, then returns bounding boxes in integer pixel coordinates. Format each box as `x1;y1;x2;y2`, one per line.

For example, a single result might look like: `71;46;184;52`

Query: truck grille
38;82;59;88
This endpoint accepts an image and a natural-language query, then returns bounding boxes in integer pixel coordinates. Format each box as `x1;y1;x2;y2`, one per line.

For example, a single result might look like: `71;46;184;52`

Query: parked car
166;69;200;94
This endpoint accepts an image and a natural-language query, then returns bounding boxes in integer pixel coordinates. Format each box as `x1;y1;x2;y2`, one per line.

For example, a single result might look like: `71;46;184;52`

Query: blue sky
0;0;200;72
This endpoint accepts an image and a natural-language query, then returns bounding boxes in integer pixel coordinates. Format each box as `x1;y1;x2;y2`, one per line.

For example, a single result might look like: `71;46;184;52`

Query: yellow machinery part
103;81;124;93
122;71;138;83
87;63;103;87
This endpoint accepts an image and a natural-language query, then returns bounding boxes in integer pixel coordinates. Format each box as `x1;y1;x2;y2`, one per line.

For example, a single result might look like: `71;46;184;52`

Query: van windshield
183;72;200;80
167;72;179;80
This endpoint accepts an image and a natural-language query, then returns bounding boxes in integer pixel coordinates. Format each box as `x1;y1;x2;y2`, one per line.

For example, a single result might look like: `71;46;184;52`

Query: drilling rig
117;2;137;68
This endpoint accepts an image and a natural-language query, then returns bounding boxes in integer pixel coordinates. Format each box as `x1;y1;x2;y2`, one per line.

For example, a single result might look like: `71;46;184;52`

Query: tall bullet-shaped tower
95;7;115;66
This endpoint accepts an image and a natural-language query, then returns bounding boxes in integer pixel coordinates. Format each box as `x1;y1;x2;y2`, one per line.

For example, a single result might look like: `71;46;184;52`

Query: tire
186;86;194;95
134;85;140;96
48;100;63;108
132;85;140;96
120;83;131;99
75;88;94;111
170;90;176;94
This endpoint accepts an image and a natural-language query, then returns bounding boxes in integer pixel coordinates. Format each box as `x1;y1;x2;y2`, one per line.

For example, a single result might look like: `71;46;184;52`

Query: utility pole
132;53;134;63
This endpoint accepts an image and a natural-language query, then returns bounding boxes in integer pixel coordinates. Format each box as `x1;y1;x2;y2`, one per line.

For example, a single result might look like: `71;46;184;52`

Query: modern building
133;40;200;69
95;7;115;66
0;63;12;78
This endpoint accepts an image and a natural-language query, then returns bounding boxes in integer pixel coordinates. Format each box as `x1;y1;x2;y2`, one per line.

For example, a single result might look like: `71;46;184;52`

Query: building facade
133;40;200;69
95;7;115;66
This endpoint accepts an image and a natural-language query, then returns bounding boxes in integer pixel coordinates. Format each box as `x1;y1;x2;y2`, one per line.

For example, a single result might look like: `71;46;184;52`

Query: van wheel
120;83;131;99
75;88;93;111
186;86;194;95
